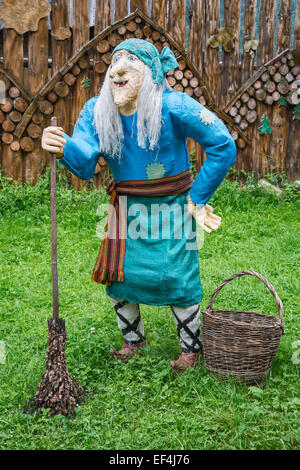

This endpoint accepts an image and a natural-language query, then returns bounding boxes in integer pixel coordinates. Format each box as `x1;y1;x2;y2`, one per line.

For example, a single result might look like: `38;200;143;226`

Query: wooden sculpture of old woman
42;39;236;372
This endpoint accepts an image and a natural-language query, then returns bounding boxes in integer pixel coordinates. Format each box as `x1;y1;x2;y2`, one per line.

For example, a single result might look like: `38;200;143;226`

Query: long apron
106;191;202;307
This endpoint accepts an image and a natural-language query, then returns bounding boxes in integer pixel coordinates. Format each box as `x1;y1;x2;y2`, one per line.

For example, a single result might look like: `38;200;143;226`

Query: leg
170;303;202;373
108;296;146;361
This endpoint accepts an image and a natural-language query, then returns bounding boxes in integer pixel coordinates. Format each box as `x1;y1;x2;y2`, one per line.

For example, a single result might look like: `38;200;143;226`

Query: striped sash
92;169;194;285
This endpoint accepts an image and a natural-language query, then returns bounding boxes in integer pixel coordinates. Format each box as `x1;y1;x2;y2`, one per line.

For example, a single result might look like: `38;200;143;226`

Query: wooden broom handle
206;270;284;332
50;116;59;320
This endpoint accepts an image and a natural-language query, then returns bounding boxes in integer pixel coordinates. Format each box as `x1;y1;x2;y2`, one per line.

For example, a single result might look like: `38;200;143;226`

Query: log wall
0;0;299;186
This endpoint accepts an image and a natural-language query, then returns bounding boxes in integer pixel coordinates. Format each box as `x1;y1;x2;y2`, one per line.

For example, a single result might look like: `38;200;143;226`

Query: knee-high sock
171;304;202;353
108;296;146;345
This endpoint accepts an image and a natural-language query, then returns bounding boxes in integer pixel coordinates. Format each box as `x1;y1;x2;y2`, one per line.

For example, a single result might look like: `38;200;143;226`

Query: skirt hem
105;286;202;308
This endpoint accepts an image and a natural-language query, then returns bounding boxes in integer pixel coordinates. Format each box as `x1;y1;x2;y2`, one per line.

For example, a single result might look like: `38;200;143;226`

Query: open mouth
114;80;128;88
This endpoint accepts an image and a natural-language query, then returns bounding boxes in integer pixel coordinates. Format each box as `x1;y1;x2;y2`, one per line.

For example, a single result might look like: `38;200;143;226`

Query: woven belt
92;169;194;285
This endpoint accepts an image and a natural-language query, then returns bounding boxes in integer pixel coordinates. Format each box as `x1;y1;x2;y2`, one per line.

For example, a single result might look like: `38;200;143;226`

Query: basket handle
206;270;284;333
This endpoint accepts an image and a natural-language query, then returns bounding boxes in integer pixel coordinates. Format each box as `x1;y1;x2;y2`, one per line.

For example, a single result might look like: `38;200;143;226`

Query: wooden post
168;0;186;49
71;0;90;190
27;16;49;184
221;0;241;109
130;0;148;14
286;0;300;180
188;0;205;75
114;0;128;21
256;0;277;176
151;0;168;30
204;0;222;104
187;0;206;171
51;0;72;133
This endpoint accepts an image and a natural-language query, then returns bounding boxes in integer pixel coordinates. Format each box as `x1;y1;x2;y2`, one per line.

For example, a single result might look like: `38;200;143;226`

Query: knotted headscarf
111;38;178;85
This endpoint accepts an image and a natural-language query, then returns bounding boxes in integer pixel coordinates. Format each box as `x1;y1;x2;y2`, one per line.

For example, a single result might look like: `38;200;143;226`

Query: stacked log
0;76;30;148
55;81;70;98
78;54;89;70
32;111;44;125
14;97;28;112
10;141;20;152
39;100;54;115
27;123;42;139
20;136;34;152
226;50;300;148
47;91;58;103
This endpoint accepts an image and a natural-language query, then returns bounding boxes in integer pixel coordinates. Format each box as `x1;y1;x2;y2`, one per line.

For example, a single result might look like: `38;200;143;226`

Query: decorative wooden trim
211;106;251;144
222;48;299;148
264;48;291;67
224;66;266;113
14;96;42;138
0;66;32;101
224;48;290;112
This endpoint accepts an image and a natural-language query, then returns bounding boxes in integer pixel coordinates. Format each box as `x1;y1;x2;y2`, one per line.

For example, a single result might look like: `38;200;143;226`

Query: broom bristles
32;318;82;416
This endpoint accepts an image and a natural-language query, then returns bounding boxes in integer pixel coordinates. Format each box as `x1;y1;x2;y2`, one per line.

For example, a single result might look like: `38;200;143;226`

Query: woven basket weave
201;271;284;383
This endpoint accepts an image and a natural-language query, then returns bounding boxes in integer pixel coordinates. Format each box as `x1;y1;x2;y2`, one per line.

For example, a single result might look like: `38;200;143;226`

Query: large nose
110;59;128;78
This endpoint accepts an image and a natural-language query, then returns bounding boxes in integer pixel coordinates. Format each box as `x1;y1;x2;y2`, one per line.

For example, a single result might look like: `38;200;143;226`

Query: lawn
0;169;299;450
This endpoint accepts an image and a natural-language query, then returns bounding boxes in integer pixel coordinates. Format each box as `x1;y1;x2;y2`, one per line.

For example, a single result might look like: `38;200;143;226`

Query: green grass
0;169;299;450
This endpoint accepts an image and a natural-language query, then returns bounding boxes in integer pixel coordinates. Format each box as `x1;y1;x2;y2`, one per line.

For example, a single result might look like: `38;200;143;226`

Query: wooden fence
0;0;299;189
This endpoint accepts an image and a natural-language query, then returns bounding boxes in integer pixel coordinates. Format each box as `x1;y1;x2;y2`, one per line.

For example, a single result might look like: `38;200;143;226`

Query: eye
127;54;137;62
113;54;122;63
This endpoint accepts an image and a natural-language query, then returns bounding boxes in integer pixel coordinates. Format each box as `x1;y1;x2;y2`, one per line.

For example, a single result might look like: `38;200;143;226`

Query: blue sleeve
180;93;236;206
60;99;100;180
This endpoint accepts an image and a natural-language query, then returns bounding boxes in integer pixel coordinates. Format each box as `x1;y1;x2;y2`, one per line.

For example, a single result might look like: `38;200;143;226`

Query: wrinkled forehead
111;49;143;65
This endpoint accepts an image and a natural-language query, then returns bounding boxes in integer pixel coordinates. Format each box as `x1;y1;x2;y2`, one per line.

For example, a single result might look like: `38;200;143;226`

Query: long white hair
93;65;171;158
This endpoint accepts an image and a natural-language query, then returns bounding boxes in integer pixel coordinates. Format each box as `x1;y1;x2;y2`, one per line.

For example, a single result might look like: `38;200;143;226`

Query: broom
32;117;81;416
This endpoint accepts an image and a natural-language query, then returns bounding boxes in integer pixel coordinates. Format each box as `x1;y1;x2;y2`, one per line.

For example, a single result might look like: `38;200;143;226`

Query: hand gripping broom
32;117;81;416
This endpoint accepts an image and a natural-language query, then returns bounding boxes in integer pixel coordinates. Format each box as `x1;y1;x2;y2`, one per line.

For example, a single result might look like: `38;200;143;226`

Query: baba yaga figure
42;39;236;373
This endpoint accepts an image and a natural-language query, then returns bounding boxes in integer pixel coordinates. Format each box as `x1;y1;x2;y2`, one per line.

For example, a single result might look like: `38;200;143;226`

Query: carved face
109;50;145;110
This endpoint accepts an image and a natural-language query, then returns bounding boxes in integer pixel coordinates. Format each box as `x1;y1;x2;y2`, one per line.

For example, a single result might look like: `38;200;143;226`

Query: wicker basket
201;271;284;383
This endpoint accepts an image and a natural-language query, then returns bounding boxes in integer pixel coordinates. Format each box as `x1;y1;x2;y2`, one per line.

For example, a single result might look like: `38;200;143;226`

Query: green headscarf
111;38;178;85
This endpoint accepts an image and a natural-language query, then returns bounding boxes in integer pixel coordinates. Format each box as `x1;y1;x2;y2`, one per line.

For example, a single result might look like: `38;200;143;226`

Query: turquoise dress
61;89;236;307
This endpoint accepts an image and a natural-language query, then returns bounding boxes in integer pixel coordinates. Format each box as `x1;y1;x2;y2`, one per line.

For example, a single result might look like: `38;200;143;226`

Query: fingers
44;144;63;153
205;204;214;213
46;135;66;145
42;125;66;154
204;219;220;230
45;126;65;136
189;199;222;233
45;138;65;149
203;225;212;234
45;133;66;144
195;213;221;232
204;204;222;222
205;204;221;219
208;212;222;222
205;211;221;227
194;215;217;233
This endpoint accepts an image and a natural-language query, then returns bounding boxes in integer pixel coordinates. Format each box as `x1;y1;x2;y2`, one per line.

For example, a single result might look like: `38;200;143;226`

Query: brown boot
110;341;146;362
170;351;200;374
